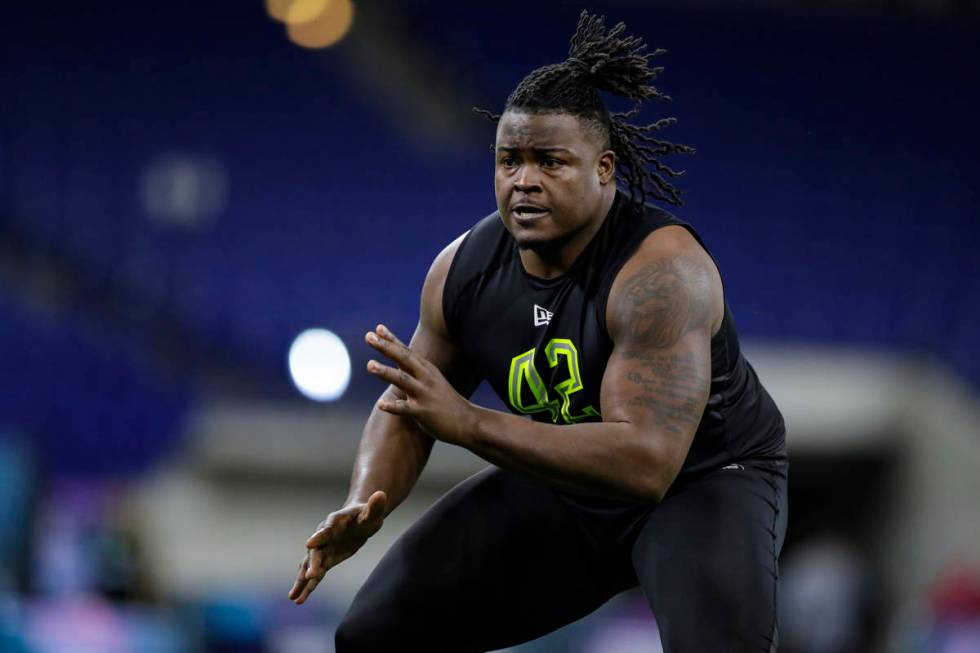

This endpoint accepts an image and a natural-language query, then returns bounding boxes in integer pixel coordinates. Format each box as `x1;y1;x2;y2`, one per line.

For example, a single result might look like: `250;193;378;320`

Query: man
289;12;787;652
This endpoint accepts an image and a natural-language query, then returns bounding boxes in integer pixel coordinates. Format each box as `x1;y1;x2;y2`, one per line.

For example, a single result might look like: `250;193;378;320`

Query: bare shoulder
606;225;724;349
426;231;469;287
419;231;470;338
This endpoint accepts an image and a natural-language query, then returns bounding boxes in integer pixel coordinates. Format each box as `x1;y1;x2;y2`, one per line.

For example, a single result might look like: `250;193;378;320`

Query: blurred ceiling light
267;0;334;26
139;153;227;230
288;329;352;402
287;0;354;49
265;0;295;22
285;0;329;25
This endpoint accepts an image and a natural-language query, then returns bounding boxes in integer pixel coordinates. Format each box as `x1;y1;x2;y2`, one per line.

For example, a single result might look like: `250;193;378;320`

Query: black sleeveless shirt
443;191;786;479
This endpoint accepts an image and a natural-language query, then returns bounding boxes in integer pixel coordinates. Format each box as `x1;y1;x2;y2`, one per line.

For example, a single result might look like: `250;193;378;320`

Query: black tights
335;460;787;653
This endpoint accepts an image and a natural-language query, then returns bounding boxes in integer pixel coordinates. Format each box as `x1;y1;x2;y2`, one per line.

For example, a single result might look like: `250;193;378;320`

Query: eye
541;157;562;169
498;156;518;168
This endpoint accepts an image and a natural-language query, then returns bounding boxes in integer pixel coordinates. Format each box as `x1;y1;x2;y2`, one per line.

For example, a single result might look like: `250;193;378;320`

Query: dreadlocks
475;11;694;207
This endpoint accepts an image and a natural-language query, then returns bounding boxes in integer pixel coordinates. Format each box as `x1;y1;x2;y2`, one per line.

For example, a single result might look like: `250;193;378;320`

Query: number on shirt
507;339;601;424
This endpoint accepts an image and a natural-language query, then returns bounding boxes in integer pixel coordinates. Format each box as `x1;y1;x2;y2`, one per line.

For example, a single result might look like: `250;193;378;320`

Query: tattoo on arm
612;254;714;430
615;254;713;351
625;353;705;433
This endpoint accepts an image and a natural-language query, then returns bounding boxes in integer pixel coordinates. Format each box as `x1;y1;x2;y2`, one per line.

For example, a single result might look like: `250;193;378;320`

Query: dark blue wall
1;1;977;474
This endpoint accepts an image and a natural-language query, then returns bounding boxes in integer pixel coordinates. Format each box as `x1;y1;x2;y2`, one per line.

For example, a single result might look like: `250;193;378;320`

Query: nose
514;165;541;193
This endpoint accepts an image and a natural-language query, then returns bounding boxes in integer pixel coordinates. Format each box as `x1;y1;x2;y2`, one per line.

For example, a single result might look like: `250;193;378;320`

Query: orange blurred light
265;0;294;22
285;0;329;25
286;0;354;49
267;0;333;25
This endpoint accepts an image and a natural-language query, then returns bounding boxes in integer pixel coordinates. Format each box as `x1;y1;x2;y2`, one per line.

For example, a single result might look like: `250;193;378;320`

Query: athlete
289;12;787;652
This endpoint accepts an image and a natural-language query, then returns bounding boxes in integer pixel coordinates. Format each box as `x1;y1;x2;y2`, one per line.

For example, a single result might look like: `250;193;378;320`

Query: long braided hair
475;11;694;207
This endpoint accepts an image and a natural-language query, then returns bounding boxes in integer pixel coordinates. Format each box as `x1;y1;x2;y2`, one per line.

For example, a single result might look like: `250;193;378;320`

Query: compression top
443;190;786;480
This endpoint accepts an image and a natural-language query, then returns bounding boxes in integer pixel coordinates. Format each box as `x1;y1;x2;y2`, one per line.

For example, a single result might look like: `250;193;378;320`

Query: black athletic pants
335;458;788;652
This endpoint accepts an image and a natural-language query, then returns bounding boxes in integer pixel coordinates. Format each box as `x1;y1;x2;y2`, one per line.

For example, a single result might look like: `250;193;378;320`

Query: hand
288;490;387;605
364;324;476;445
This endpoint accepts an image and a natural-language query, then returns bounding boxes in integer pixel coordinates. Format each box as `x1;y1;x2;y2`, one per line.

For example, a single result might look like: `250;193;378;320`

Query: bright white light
288;329;351;402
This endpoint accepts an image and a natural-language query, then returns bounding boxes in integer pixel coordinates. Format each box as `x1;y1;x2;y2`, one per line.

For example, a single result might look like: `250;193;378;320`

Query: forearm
464;405;674;501
345;389;434;513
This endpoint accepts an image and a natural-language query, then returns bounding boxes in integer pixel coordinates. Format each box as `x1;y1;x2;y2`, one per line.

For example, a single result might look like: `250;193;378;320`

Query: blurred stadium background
1;0;978;651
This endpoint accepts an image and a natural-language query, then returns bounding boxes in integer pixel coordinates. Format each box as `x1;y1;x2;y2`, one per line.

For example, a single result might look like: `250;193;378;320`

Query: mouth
511;203;550;222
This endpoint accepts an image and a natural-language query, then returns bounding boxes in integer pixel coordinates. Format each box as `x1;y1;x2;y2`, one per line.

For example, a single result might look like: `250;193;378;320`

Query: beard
513;219;586;255
515;234;560;252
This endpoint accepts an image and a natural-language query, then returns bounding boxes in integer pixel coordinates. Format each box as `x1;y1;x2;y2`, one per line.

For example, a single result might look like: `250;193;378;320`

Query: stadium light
288;328;352;402
286;0;354;49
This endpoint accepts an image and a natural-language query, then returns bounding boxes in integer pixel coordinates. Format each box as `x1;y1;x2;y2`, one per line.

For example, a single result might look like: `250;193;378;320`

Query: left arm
366;227;722;502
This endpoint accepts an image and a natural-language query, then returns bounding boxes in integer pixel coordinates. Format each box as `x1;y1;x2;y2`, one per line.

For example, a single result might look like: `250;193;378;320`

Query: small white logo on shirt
533;304;553;326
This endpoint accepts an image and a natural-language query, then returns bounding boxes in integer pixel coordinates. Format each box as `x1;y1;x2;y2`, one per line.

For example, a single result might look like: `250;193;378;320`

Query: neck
519;189;617;279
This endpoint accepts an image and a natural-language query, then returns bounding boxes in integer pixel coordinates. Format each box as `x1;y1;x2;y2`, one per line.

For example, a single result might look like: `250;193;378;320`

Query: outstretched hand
365;324;476;445
288;490;387;605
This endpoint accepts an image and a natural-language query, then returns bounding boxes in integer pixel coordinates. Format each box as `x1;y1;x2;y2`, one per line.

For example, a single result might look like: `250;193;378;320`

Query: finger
288;558;309;600
307;546;324;579
376;324;407;348
359;490;388;525
319;547;353;575
294;575;320;604
378;325;433;374
376;396;417;416
306;522;336;549
365;331;419;374
289;578;307;601
367;360;420;393
386;383;408;401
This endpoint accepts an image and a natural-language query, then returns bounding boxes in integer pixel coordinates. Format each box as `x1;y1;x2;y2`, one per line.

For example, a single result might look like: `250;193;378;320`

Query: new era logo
533;304;553;326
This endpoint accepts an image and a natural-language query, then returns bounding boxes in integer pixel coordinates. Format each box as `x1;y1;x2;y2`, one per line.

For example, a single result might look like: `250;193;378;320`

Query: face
494;111;615;251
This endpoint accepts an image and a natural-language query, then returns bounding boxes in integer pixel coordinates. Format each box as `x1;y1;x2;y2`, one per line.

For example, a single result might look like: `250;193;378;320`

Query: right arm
289;234;478;604
345;233;478;511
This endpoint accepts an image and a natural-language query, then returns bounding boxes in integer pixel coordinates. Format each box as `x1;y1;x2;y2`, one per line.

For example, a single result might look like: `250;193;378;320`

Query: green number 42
507;338;601;424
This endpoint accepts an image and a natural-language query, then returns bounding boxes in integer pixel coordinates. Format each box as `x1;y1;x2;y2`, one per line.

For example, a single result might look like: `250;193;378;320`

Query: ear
597;150;616;185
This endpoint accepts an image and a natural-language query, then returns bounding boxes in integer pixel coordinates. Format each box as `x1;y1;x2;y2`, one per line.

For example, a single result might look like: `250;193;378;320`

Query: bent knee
334;613;381;653
335;603;427;652
334;609;380;653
